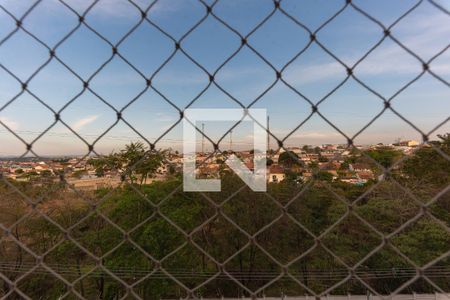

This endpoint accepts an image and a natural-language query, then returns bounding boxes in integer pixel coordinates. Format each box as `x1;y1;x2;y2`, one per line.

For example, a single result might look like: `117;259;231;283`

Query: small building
394;140;419;147
245;161;254;171
357;170;375;181
350;163;371;172
268;164;285;183
300;171;313;181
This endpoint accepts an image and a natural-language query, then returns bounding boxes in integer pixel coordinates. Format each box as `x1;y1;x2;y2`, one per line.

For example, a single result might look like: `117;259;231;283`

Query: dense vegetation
0;135;449;299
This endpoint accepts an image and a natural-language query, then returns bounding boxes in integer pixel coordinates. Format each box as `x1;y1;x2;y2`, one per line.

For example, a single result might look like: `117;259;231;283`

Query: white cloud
0;0;180;19
269;129;342;140
355;10;450;72
71;115;99;131
48;0;179;18
283;11;450;85
0;117;19;131
156;112;178;122
154;70;208;86
293;131;341;139
272;130;347;146
286;62;344;85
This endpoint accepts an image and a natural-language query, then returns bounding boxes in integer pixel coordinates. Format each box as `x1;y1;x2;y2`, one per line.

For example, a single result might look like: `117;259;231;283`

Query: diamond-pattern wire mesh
0;0;449;299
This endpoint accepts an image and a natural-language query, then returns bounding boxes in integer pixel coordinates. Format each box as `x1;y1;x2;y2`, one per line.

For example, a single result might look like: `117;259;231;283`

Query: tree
308;161;318;170
168;164;177;175
339;161;349;170
318;155;328;162
401;134;450;187
365;147;403;168
40;170;52;177
315;171;333;182
135;150;167;185
278;151;301;168
26;171;39;178
88;153;123;177
72;169;87;179
88;142;167;185
3;135;450;298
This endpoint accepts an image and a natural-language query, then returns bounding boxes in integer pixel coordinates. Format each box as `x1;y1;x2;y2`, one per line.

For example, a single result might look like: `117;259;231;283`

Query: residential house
268;164;285;183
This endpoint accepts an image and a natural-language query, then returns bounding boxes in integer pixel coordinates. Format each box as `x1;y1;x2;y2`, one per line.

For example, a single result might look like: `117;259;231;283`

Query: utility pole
229;130;233;152
267;115;270;153
201;123;205;154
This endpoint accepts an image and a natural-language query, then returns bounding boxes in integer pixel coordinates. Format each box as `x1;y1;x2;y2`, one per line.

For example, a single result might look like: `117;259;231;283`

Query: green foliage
40;169;52;177
339;161;349;170
365;147;403;168
2;135;449;298
315;171;334;182
284;170;301;183
72;169;87;179
278;151;301;168
308;161;318;170
318;155;329;162
393;218;450;265
88;142;167;184
401;134;450;186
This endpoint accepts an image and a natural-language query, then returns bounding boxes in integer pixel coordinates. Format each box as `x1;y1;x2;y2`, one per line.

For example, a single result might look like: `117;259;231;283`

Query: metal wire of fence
0;0;449;299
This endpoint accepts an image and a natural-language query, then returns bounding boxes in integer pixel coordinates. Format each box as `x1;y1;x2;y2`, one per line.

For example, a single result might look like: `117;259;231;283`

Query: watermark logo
183;108;267;192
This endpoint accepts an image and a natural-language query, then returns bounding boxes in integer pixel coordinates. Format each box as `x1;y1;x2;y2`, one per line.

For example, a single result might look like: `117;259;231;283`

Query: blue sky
0;0;449;156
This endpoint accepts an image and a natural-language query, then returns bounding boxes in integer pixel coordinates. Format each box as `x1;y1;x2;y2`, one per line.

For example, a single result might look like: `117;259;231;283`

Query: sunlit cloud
293;131;342;139
0;117;19;131
71;115;99;131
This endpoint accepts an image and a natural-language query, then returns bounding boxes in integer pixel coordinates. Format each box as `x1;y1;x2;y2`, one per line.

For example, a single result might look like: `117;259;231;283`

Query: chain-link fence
0;0;449;299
